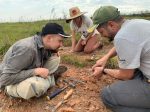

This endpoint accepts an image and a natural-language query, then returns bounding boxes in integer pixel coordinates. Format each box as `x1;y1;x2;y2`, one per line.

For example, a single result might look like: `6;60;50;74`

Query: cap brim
87;24;99;33
58;33;71;38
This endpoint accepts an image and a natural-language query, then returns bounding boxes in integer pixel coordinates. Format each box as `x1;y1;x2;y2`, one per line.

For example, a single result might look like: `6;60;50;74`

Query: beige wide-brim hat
66;7;87;23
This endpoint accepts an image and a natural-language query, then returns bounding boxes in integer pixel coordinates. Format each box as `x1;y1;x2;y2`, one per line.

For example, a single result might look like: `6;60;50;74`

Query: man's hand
34;68;49;78
92;67;104;78
92;56;109;71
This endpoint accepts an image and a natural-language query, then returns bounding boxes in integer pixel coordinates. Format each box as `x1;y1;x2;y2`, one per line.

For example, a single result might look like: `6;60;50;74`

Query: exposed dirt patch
0;44;116;112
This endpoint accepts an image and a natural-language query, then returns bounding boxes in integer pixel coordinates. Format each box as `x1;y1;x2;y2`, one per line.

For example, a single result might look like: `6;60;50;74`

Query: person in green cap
91;6;150;112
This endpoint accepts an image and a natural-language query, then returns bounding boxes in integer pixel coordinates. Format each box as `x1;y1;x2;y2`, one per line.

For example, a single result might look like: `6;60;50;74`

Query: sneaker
53;66;68;81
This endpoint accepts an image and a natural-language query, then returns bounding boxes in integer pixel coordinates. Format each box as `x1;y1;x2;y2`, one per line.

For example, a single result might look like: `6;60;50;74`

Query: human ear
107;21;117;30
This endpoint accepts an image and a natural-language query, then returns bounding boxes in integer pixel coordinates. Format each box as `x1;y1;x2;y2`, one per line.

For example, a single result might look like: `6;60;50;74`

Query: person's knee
73;48;79;52
5;83;36;100
44;56;60;74
19;82;48;99
73;47;82;52
5;77;53;100
101;87;117;108
101;87;110;106
84;47;93;54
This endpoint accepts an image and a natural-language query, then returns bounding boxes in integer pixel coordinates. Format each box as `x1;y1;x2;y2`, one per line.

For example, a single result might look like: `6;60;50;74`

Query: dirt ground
0;44;117;112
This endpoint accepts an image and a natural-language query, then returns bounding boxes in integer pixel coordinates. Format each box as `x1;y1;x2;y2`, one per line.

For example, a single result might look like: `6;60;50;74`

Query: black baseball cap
41;23;71;38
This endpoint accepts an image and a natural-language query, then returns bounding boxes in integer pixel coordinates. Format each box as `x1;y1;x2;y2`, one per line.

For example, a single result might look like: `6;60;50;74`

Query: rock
0;108;3;112
69;99;81;107
44;106;50;110
88;105;95;111
58;107;75;112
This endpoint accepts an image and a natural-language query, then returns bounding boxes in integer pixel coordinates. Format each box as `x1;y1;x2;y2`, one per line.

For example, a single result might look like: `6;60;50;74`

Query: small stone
59;107;75;112
44;106;50;110
69;99;81;107
89;105;95;111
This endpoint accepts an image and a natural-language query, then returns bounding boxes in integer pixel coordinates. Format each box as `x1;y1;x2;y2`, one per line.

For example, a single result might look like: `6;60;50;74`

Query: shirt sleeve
0;46;35;87
114;38;142;69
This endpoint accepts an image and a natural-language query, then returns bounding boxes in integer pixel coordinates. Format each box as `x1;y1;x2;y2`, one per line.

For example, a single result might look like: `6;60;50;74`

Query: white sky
0;0;149;22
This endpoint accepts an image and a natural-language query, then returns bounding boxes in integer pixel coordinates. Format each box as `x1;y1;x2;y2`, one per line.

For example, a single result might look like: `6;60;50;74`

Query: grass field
0;16;150;55
0;16;149;68
0;20;72;55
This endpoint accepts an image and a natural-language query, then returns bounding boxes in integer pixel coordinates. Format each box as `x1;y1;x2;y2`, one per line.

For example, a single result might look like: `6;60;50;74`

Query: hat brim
66;12;87;23
87;24;99;33
58;33;71;38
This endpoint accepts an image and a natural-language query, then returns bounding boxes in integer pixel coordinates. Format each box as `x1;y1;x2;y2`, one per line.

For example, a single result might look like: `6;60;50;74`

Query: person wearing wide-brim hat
66;7;103;54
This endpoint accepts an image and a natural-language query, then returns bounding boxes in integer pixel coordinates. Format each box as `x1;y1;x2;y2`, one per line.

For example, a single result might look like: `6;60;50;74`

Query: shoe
53;66;68;81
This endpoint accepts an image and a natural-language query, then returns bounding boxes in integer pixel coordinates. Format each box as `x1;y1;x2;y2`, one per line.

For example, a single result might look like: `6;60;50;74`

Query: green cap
93;6;120;25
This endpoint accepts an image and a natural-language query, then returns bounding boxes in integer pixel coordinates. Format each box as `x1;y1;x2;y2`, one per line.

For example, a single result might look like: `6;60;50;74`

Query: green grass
0;16;149;55
0;20;72;55
61;54;95;68
0;15;149;67
61;53;119;68
62;55;86;68
125;16;150;20
106;57;119;69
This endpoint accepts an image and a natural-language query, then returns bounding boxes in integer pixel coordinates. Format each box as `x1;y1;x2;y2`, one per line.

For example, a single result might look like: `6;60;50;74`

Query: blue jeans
101;70;150;112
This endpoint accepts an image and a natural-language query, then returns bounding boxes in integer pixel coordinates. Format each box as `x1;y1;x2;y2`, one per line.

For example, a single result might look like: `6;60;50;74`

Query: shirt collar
34;35;44;49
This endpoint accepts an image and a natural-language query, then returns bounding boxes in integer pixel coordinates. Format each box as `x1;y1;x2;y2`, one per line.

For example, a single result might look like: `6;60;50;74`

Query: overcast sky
0;0;149;22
